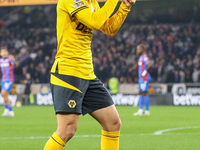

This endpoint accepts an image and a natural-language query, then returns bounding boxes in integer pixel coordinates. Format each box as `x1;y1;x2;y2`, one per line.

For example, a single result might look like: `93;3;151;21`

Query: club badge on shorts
68;100;76;108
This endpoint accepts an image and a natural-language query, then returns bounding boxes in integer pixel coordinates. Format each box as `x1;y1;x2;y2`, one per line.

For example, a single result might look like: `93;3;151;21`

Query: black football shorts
50;73;114;115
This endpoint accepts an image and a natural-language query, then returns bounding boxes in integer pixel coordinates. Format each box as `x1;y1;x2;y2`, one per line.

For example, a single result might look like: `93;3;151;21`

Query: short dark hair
138;44;146;52
0;48;8;51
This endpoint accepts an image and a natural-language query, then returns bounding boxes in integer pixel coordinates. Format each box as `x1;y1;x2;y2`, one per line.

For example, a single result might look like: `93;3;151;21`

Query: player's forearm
146;62;153;71
100;2;130;36
75;0;119;30
11;60;16;68
142;62;153;77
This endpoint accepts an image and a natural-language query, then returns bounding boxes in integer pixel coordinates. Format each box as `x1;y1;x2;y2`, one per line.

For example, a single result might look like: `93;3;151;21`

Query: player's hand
122;0;136;8
142;70;147;77
9;55;15;61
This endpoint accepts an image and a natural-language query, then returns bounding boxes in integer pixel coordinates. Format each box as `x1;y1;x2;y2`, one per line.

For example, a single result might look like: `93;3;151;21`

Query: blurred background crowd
0;0;200;84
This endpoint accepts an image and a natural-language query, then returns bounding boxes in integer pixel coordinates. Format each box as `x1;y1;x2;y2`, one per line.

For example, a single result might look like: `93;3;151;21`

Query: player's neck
139;53;144;57
2;57;8;59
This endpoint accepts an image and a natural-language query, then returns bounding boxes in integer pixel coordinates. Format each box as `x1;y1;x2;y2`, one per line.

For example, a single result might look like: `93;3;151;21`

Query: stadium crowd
93;23;200;83
0;23;199;84
0;5;200;84
0;27;56;83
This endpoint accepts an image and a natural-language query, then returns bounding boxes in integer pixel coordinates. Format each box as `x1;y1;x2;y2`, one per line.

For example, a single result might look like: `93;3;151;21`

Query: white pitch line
154;126;200;135
1;132;200;140
0;135;101;140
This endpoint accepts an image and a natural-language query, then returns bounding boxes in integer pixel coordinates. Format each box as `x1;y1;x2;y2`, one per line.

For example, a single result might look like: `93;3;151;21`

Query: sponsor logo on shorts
68;100;76;108
74;2;84;8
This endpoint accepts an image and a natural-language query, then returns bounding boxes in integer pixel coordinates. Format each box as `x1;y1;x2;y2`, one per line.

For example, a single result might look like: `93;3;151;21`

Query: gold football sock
101;130;120;150
44;132;66;150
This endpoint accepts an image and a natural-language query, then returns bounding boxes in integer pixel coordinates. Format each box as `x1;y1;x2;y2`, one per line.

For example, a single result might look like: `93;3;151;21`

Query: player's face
0;49;9;58
136;46;143;56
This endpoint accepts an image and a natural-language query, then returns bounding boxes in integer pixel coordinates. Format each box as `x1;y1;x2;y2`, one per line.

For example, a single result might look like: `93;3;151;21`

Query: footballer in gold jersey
44;0;137;149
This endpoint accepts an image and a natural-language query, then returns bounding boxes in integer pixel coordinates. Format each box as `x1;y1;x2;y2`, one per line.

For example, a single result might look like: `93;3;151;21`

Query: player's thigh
139;78;148;92
142;91;148;96
82;78;114;115
1;90;9;97
82;78;120;131
90;105;121;132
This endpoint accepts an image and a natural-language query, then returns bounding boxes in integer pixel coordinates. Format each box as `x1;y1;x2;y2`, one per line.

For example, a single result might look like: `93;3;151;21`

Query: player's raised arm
100;0;136;36
74;0;119;30
9;55;15;62
9;55;17;68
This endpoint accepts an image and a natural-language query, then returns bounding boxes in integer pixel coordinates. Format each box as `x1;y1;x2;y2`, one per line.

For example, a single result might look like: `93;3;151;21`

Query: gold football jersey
51;0;130;80
51;0;100;80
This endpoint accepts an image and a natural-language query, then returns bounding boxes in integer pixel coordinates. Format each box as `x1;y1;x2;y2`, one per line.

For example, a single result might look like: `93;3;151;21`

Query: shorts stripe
50;74;82;93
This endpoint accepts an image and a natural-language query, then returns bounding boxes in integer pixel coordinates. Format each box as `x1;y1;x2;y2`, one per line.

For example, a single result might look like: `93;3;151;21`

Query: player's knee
143;92;148;96
104;117;121;132
1;91;6;97
114;118;122;131
57;122;78;142
111;117;121;131
65;129;76;141
139;91;142;95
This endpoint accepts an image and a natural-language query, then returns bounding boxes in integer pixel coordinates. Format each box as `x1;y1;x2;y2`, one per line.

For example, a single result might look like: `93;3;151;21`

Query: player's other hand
9;55;15;61
122;0;136;8
142;70;147;77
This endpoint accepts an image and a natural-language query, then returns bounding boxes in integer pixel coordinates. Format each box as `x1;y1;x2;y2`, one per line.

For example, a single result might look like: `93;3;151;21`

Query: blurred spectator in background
191;6;200;23
39;67;49;83
192;67;199;83
0;17;5;28
179;71;186;83
22;73;34;105
108;77;119;94
174;71;180;83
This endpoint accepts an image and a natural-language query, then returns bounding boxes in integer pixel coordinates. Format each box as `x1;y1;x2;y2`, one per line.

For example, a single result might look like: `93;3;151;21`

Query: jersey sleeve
61;0;88;16
75;0;119;30
144;55;150;65
9;59;15;64
100;2;130;36
138;57;142;66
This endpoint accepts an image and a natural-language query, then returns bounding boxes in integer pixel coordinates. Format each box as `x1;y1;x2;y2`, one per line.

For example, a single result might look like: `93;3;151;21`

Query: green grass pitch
0;105;200;150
